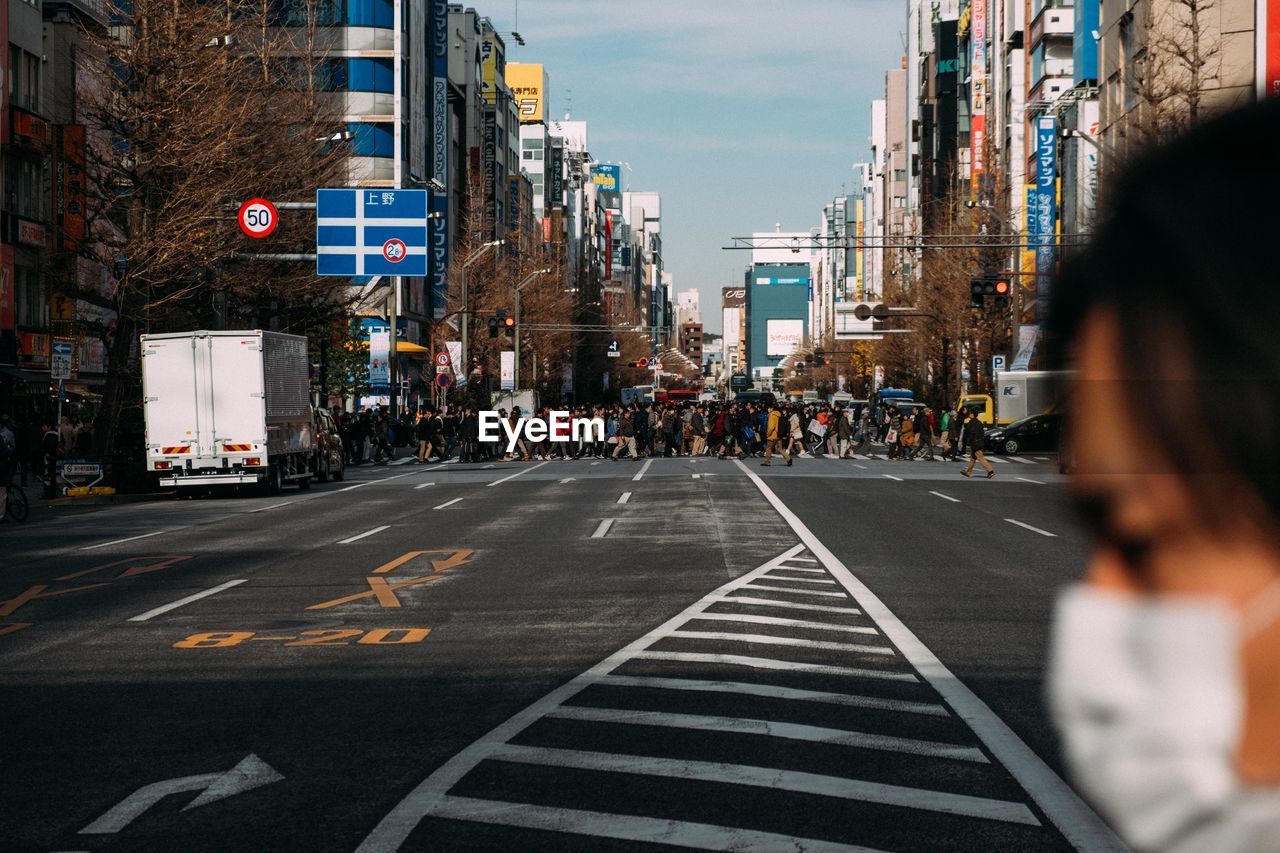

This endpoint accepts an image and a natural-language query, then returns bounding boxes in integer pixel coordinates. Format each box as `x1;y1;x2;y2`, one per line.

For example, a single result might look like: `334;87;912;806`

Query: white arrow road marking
79;754;282;835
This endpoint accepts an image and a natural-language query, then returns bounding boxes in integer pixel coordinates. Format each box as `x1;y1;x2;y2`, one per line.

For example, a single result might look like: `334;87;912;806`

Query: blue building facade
747;263;810;383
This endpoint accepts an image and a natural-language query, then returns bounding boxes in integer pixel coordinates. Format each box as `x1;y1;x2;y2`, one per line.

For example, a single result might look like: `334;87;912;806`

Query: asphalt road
0;450;1127;852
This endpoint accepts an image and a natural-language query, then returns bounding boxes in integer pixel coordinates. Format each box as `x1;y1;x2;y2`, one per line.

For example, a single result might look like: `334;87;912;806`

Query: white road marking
631;650;917;683
718;595;861;615
392;457;416;466
597;675;947;716
591;518;615;538
691;473;702;479
559;477;575;484
433;498;463;510
81;529;169;551
424;796;883;853
854;463;868;469
337;470;419;492
616;492;631;504
338;525;390;544
987;455;1010;464
632;458;653;482
786;557;819;563
739;582;848;598
769;566;826;574
482;464;495;469
1034;456;1051;461
487;460;549;487
882;474;903;482
929;491;961;503
590;461;601;466
487;745;1032;822
127;579;247;622
852;453;870;459
544;707;986;762
1008;456;1035;464
667;630;893;656
732;459;1124;851
1016;477;1046;485
1004;518;1058;537
687;612;878;635
413;482;435;489
759;573;837;585
247;500;296;513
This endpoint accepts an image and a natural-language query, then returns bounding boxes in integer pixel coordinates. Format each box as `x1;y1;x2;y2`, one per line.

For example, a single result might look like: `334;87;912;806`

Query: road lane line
687;612;879;635
739;582;848;598
247;500;297;513
854;463;868;469
929;491;961;503
1004;519;1058;537
616;492;631;504
546;707;981;760
81;529;169;551
732;458;1124;851
338;470;419;492
487;460;549;486
433;498;463;510
338;525;390;544
127;579;247;622
413;482;435;489
631;458;653;481
882;474;903;482
1016;477;1045;485
590;519;615;539
488;745;1038;821
597;675;947;716
631;651;917;683
667;630;894;656
716;595;861;615
425;796;879;853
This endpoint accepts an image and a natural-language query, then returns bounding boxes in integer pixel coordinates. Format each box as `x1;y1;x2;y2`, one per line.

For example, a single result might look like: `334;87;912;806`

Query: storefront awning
0;366;54;389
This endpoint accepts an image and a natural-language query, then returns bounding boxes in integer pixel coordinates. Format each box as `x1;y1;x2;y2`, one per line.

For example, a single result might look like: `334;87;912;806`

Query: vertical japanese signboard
1034;116;1058;292
369;327;391;388
970;0;987;193
430;0;450;319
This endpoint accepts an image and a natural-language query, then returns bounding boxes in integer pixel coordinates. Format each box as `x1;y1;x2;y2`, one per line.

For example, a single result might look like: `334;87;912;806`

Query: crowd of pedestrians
327;399;997;476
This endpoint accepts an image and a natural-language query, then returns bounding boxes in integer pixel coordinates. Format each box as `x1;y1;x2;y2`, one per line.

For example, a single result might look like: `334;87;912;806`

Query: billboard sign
480;37;500;105
1034;116;1057;282
547;140;564;209
316;189;429;277
430;0;449;318
591;164;622;209
369;326;391;387
766;319;803;357
51;339;74;380
970;0;987;189
53;125;86;251
505;63;546;123
500;350;515;390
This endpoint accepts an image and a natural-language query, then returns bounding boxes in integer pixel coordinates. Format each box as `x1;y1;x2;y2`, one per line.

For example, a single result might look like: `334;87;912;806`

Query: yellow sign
505;63;545;123
480;37;500;105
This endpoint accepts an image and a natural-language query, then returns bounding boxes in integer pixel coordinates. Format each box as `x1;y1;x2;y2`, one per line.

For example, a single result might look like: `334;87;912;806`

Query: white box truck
141;330;315;493
992;370;1064;424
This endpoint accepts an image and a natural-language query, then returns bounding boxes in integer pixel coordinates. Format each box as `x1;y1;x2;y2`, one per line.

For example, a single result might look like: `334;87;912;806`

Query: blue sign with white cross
316;189;428;277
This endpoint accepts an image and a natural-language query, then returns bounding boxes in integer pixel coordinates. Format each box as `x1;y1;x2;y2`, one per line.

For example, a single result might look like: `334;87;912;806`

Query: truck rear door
143;336;201;456
208;334;267;453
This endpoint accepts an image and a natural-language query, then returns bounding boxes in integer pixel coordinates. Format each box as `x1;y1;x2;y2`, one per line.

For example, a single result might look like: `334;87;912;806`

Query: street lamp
459;239;504;369
513;267;552;390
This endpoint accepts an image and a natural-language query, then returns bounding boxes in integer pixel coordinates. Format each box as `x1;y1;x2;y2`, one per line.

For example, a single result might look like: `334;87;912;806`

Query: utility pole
513;267;551;391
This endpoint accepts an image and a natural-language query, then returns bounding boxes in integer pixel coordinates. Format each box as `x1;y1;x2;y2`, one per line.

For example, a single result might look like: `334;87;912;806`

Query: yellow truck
957;371;1067;426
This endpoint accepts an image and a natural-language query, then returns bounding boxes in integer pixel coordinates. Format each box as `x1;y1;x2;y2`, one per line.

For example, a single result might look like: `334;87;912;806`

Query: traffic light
504;316;515;337
992;278;1010;312
487;316;500;338
970;279;987;308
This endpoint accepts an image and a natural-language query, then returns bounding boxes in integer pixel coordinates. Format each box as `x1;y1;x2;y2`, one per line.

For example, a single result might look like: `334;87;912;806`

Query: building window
15;267;46;328
521;138;543;150
346;122;394;157
345;0;393;28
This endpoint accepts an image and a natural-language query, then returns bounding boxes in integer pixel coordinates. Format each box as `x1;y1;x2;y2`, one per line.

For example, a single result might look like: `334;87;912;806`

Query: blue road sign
316;189;428;277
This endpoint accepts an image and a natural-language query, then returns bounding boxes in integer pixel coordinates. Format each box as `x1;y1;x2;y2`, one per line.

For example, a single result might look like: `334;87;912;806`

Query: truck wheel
1003;438;1019;455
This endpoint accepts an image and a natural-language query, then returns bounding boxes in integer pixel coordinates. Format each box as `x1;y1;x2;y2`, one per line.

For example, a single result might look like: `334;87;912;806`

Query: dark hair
1048;98;1280;527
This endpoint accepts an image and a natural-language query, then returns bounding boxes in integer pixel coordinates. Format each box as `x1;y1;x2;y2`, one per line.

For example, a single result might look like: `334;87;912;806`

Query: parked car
313;408;345;483
982;412;1064;455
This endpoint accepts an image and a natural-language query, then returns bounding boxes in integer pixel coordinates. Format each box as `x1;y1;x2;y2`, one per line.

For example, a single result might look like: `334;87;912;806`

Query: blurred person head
1046;99;1280;850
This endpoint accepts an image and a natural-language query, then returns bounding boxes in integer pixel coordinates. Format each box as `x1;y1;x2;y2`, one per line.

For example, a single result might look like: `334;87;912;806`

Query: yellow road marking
372;551;429;574
306;574;447;610
0;583;112;618
307;548;474;610
56;555;191;581
0;622;33;638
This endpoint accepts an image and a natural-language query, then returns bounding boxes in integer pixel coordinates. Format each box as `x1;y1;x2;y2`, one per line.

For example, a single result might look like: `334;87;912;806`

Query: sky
485;0;906;334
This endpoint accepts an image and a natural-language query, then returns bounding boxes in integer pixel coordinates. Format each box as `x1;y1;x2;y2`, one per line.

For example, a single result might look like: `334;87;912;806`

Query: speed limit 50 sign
238;198;279;239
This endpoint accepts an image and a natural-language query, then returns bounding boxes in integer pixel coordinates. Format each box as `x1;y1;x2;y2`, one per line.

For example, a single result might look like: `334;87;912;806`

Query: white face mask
1048;582;1280;852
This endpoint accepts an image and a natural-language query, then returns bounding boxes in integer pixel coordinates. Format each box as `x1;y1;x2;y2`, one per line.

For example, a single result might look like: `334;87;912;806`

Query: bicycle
4;482;29;522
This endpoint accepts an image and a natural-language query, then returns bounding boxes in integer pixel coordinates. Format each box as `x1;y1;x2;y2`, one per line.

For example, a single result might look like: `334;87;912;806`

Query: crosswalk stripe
667;630;894;656
546;707;987;762
426;795;887;853
597;675;949;716
770;565;826;574
686;612;879;635
739;583;849;598
630;651;918;683
716;595;861;615
1007;456;1035;464
786;557;820;563
759;573;838;585
987;455;1011;463
485;744;1037;824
